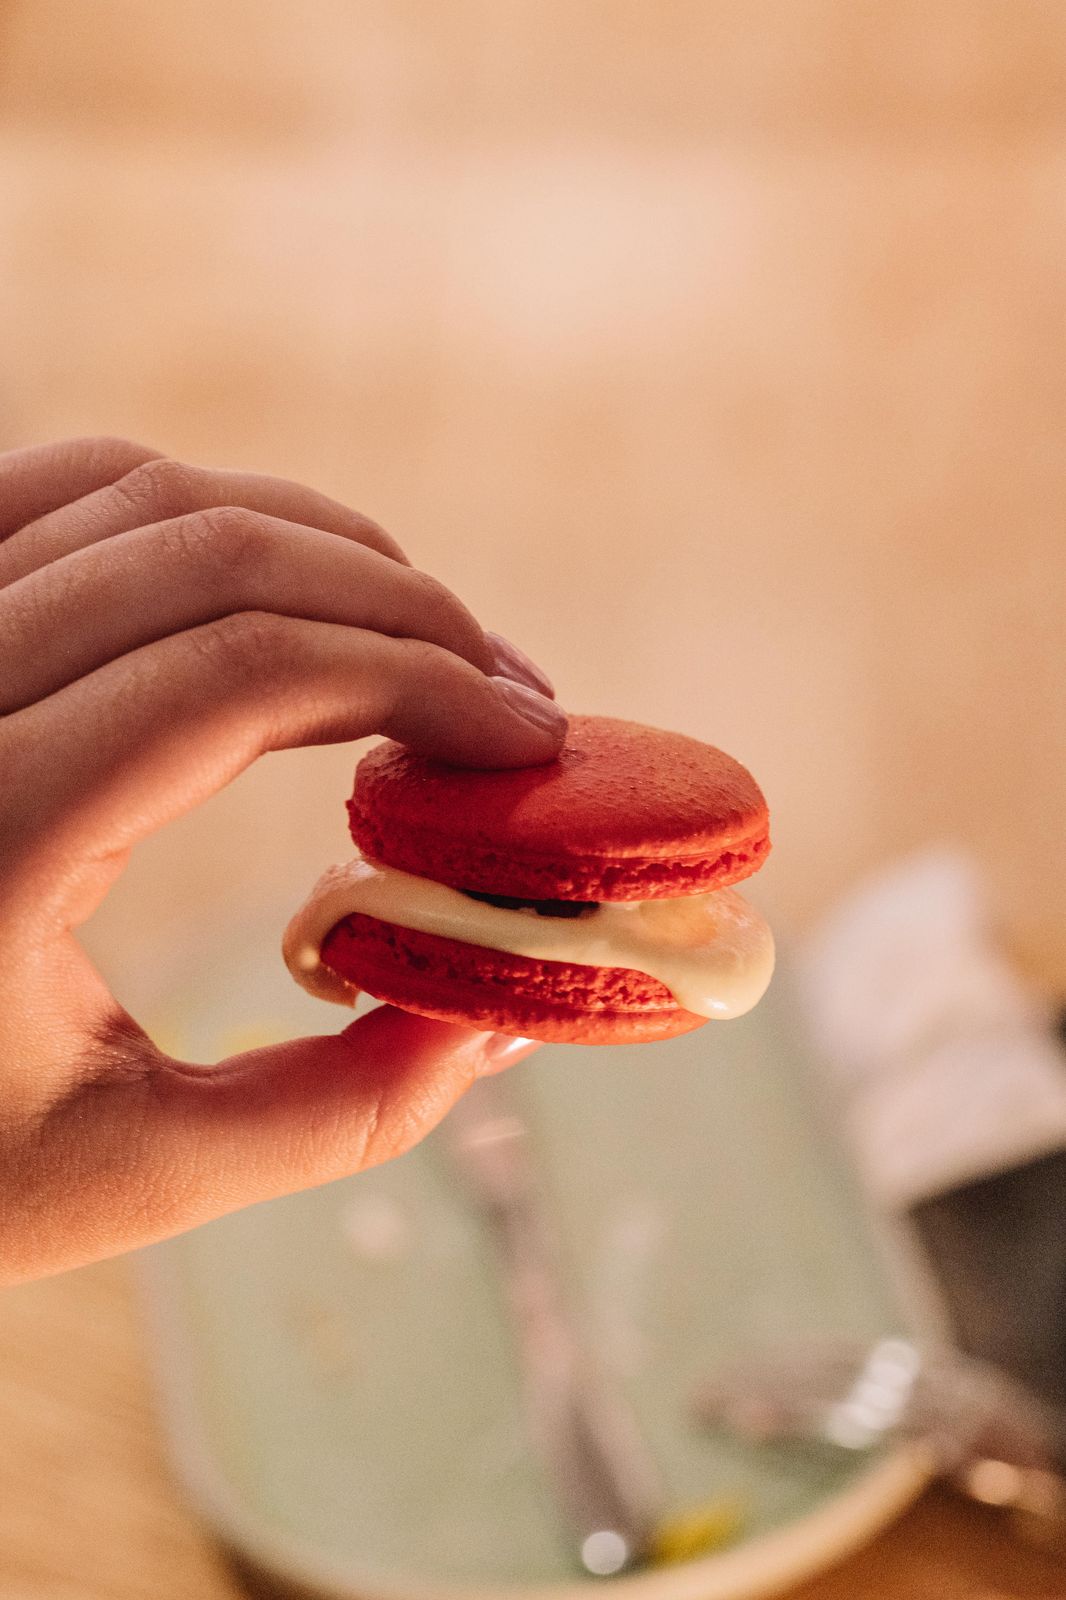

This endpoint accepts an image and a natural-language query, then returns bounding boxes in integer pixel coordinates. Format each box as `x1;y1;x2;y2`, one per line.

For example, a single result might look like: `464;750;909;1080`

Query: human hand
0;437;566;1284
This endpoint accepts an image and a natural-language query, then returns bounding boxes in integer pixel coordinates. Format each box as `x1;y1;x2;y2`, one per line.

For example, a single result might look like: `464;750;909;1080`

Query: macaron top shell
348;714;770;902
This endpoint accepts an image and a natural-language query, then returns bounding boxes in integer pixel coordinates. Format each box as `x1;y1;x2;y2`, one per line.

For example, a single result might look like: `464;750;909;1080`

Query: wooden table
2;3;1065;1592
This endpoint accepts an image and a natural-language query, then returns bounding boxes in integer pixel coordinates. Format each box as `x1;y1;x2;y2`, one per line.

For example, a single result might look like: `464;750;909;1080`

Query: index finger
1;617;567;920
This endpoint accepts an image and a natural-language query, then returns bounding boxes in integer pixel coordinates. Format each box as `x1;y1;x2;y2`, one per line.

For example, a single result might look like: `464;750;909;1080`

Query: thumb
9;1007;539;1281
147;1007;540;1226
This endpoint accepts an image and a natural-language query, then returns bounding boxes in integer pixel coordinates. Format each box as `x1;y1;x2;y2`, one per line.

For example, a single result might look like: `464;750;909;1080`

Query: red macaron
315;715;770;1045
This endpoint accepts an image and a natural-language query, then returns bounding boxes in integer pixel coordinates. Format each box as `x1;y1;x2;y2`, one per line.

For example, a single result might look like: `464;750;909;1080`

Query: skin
0;436;567;1285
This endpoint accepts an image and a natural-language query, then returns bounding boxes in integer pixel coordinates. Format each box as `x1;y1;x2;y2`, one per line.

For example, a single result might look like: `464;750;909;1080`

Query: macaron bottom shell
320;913;708;1045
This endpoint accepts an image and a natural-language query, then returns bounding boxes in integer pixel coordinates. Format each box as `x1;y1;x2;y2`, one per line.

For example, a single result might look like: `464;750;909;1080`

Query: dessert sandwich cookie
284;716;774;1044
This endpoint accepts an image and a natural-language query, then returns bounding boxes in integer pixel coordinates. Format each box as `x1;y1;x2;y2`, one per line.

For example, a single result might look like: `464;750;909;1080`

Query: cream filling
283;854;775;1020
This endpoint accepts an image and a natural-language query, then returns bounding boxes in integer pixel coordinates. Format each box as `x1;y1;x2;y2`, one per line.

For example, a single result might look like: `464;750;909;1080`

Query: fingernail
491;675;568;736
478;1033;540;1076
485;632;555;698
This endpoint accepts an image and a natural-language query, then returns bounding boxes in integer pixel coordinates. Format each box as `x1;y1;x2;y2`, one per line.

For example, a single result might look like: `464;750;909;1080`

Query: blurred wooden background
2;2;1066;1594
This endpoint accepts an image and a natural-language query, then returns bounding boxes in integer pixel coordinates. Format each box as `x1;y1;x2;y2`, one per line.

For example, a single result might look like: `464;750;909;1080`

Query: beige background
2;2;1065;1593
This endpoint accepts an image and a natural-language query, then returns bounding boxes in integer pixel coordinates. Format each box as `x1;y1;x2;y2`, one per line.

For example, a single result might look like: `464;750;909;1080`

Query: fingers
3;616;567;913
0;454;407;586
0;507;491;713
0;1007;540;1281
0;436;161;543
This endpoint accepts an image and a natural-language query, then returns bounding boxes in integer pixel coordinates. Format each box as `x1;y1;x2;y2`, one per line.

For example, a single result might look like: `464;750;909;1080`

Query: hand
0;437;566;1284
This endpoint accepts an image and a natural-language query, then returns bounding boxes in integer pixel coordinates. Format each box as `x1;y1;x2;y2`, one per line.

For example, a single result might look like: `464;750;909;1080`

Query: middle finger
0;506;492;714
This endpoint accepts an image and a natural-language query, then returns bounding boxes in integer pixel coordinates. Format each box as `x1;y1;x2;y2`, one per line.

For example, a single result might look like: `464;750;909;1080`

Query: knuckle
175;504;272;578
115;455;198;518
198;608;300;675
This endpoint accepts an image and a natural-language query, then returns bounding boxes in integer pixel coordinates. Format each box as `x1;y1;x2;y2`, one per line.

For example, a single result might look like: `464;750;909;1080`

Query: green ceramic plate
140;949;931;1599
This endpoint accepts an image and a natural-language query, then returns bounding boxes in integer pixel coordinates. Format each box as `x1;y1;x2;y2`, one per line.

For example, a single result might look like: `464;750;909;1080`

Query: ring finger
0;455;408;587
